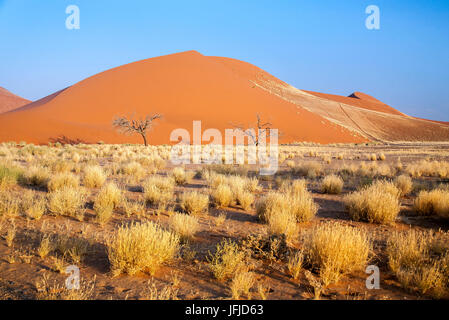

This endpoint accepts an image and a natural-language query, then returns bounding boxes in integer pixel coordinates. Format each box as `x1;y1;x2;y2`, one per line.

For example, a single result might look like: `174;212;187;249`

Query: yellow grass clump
143;176;175;206
210;184;233;208
414;189;449;218
303;223;370;286
230;271;255;299
344;180;400;224
208;239;247;281
47;187;87;221
394;174;413;196
171;167;189;185
0;165;23;190
180;191;209;215
321;174;344;194
20;165;50;188
83;165;107;188
386;230;447;298
0;191;20;217
169;213;200;241
47;172;79;192
107;221;180;276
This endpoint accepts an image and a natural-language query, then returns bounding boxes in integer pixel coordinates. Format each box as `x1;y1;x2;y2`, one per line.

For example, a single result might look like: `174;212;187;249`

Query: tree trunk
141;133;148;146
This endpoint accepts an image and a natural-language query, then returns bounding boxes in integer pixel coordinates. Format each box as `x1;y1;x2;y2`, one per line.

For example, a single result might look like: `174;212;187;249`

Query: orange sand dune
0;87;30;114
0;51;447;145
0;51;365;145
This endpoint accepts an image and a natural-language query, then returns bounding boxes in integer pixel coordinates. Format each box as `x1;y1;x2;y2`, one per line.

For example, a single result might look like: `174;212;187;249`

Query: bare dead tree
232;114;276;146
112;113;162;146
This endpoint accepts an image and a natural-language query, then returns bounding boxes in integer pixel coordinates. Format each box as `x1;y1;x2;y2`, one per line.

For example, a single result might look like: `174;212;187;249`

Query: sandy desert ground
0;141;448;300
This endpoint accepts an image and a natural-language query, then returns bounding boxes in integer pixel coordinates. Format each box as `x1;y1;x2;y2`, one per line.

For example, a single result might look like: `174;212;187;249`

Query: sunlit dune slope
0;51;365;145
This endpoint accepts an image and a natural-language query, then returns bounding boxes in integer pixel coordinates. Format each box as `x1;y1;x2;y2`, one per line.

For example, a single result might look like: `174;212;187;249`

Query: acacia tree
233;114;274;146
112;113;162;146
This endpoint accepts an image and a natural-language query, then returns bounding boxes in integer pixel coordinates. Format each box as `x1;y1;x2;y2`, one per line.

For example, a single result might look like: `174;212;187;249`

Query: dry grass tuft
171;167;189;185
230;270;255;299
208;239;247;281
344;180;400;224
47;187;86;221
386;230;447;298
143;176;175;207
0;165;23;189
287;251;304;280
303;223;370;286
394;174;412;196
93;183;122;225
179;191;209;216
210;184;233;208
414;189;449;218
321;174;344;194
169;213;200;241
47;172;79;192
83;165;107;188
107;221;180;276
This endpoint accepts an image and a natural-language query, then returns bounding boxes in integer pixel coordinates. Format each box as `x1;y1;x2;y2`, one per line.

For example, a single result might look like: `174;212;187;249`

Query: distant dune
0;87;30;114
0;51;447;144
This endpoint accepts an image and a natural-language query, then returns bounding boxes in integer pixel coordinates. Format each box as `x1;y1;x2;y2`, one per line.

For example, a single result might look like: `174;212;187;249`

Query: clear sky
1;0;448;120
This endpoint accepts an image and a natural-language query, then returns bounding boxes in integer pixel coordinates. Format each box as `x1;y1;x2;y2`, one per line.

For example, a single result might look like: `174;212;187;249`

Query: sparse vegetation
303;223;370;286
344;180;400;224
107;221;180;276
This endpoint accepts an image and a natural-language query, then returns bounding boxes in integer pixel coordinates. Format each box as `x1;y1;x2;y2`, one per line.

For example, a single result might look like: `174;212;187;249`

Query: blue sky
0;0;448;120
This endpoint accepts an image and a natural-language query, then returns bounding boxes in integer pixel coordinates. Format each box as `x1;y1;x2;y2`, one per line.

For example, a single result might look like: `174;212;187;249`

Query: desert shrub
180;191;209;215
303;223;370;286
235;190;254;211
257;190;317;225
294;161;322;178
143;176;175;206
171;167;188;185
47;172;79;192
0;191;20;217
107;221;180;276
122;197;146;217
230;271;255;299
406;160;449;178
344;180;400;224
386;230;447;298
266;207;298;241
287;251;304;280
96;183;122;208
20;165;50;188
378;153;386;161
50;160;73;173
210;184;233;208
414;189;449;218
208;239;247;281
47;187;86;221
279;179;307;196
22;192;46;220
0;165;23;189
394;174;412;196
83;165;107;188
169;213;200;241
321;174;344;194
120;161;145;180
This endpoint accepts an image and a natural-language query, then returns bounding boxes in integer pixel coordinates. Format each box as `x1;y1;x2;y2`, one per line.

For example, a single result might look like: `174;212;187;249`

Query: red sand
0;51;447;145
0;87;30;114
0;51;365;145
